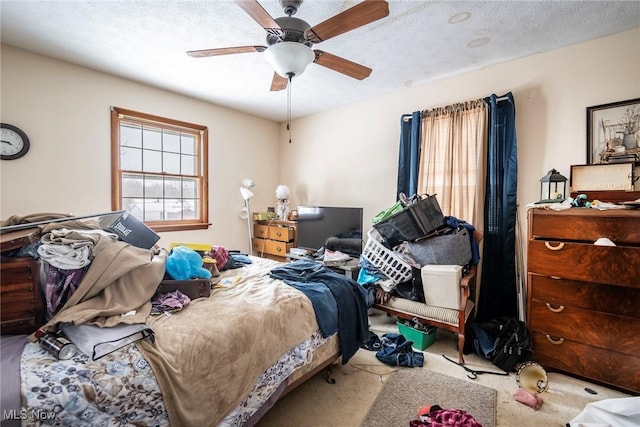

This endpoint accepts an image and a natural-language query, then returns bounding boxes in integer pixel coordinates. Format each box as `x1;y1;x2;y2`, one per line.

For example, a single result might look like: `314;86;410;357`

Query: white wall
2;29;639;252
0;45;281;251
279;29;640;236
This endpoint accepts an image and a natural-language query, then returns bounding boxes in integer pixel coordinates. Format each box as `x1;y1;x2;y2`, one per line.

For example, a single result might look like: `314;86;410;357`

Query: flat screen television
296;206;363;256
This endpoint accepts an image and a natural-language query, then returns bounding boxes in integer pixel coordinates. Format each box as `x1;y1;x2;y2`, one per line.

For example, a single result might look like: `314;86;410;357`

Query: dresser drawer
528;240;639;287
1;290;39;318
252;238;293;257
529;274;640;318
531;332;639;393
1;257;43;335
529;209;640;244
1;317;38;335
2;260;37;284
254;224;295;242
529;300;639;356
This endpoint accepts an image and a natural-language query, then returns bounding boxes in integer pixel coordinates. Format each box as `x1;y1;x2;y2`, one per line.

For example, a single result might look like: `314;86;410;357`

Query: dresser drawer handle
545;303;565;313
544;241;565;251
275;231;282;238
545;335;565;345
550;276;562;280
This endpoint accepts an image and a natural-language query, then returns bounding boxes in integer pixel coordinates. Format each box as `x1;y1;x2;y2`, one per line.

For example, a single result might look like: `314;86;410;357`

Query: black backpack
470;317;532;372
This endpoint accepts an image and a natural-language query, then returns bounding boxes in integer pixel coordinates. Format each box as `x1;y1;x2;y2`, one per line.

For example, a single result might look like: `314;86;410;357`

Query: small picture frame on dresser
586;98;640;164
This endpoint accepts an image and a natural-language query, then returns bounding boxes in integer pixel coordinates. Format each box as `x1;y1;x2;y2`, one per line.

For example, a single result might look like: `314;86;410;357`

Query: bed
0;228;369;427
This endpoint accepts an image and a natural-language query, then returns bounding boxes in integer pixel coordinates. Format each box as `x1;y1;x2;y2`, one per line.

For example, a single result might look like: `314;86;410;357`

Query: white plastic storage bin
421;264;462;310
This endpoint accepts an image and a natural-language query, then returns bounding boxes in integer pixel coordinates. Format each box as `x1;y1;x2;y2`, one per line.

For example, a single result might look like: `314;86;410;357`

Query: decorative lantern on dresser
538;168;567;202
526;207;640;393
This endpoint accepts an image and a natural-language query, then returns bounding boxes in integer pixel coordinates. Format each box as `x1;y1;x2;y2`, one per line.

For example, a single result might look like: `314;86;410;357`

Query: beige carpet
361;369;495;426
257;310;631;427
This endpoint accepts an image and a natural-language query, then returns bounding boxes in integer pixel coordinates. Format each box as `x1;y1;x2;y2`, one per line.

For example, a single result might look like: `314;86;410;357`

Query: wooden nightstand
252;220;297;262
1;257;44;335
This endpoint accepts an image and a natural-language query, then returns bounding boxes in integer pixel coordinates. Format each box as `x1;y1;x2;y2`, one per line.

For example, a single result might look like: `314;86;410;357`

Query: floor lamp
240;179;255;255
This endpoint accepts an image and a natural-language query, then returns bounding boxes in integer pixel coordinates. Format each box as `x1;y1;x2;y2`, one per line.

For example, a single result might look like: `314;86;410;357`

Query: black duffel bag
394;226;472;268
471;317;532;372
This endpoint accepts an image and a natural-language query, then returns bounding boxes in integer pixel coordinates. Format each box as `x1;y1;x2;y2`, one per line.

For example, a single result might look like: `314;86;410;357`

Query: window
111;107;209;232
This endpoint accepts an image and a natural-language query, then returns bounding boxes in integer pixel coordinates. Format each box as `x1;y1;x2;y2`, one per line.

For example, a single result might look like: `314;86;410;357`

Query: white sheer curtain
417;100;487;226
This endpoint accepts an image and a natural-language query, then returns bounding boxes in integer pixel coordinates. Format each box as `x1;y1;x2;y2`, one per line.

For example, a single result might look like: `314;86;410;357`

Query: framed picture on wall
587;98;640;164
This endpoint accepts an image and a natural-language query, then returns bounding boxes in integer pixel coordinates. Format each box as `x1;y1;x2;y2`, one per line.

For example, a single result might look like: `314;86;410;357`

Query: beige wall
279;29;640;237
0;45;281;251
2;29;639;252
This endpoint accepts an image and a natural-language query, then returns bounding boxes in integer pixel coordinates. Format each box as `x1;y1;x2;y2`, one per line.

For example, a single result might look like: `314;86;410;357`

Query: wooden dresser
527;208;640;394
252;219;297;262
1;257;44;335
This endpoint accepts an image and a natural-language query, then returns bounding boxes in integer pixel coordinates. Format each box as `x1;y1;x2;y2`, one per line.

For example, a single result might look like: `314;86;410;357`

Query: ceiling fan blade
235;0;282;33
305;0;389;43
187;46;267;58
270;72;288;91
314;50;372;80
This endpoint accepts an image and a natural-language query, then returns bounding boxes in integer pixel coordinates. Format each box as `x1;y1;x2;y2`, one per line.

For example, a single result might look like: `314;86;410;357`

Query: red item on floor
513;387;543;410
410;405;483;427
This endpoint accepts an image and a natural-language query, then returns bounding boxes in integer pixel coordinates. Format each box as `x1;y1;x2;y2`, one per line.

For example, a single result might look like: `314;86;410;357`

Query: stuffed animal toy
166;246;212;280
571;193;591;208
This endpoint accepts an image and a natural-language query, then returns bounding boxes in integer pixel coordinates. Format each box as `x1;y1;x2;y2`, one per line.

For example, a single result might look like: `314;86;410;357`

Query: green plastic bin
397;322;437;350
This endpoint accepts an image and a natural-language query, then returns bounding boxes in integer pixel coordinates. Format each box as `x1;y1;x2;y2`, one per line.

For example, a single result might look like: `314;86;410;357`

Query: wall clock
1;123;30;160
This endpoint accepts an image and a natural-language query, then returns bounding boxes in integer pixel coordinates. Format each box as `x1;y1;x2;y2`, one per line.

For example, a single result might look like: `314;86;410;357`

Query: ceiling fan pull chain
287;73;293;143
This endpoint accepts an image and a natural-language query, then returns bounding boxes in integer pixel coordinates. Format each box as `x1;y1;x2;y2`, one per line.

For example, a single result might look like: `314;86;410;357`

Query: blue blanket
270;260;370;364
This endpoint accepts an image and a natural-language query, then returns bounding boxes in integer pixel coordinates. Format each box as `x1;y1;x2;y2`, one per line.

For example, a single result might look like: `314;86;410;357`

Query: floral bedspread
20;342;168;427
220;330;328;426
21;331;329;426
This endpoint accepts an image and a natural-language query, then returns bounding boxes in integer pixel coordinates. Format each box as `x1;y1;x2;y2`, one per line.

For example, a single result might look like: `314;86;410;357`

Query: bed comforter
15;226;332;426
137;258;319;426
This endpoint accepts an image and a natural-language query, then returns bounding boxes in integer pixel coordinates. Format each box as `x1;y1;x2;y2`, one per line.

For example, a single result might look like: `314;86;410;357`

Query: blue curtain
476;93;519;322
396;111;422;199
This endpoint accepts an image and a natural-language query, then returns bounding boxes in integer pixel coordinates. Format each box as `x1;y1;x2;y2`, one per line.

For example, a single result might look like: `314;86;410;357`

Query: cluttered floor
257;309;634;427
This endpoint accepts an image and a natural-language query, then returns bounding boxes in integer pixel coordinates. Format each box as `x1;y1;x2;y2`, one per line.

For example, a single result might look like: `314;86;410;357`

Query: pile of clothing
410;405;482;427
361;331;424;368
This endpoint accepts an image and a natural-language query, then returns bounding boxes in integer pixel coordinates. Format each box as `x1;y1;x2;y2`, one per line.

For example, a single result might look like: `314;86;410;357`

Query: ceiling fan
187;0;390;91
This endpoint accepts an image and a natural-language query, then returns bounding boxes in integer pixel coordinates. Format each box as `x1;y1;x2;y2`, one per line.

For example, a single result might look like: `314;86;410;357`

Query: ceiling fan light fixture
264;42;314;78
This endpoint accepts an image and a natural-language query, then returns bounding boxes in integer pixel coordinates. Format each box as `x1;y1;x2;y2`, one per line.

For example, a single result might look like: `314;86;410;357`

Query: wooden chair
373;230;482;364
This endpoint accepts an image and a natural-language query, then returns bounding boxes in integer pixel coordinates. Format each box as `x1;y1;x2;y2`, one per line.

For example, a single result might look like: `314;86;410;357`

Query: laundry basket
362;228;412;285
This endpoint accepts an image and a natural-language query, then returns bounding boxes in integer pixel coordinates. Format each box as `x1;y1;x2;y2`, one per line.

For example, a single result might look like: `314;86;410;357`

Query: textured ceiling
1;1;639;121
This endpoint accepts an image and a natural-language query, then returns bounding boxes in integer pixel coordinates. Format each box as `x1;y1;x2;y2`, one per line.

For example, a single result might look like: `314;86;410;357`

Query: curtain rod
403;92;511;118
419;98;485;117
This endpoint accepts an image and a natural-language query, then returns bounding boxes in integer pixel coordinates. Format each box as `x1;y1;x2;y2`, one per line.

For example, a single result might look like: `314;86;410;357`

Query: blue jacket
270;260;370;364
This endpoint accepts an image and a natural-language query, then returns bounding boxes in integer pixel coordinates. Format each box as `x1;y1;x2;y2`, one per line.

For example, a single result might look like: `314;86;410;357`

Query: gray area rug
361;368;496;427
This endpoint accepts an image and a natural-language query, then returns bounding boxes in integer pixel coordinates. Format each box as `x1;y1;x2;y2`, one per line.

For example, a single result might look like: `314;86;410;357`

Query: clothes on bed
37;241;92;269
269;259;370;364
29;236;167;341
268;270;339;336
43;265;89;319
151;290;191;314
